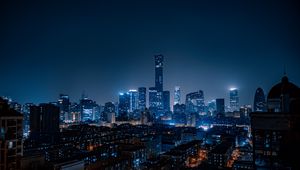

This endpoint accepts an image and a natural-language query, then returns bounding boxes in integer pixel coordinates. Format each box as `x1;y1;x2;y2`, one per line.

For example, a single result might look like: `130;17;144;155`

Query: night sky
1;0;300;106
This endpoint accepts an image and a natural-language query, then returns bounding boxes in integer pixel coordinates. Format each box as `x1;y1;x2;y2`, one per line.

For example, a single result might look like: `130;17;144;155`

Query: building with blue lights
229;88;239;112
155;54;164;92
138;87;146;111
118;92;130;120
174;86;181;105
185;90;205;114
80;98;97;122
57;94;70;122
128;89;139;112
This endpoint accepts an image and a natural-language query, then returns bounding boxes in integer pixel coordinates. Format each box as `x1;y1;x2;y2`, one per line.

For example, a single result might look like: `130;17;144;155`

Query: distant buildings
174;86;181;105
128;89;139;112
251;76;300;169
216;98;225;116
173;104;186;125
0;97;23;170
118;92;130;120
155;54;164;92
185;90;205;114
147;55;165;119
138;87;146;111
80;97;97;122
163;90;170;113
104;102;116;123
253;87;266;112
229;88;239;112
57;94;70;122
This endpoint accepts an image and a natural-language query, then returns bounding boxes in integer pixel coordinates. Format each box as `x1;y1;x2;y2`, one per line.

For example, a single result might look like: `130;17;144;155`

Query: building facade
251;76;300;169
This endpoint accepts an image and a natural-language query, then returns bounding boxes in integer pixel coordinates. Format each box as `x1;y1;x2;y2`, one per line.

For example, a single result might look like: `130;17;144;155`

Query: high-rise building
149;87;158;114
173;103;186;125
185;90;205;113
253;87;266;112
80;98;96;122
57;94;70;122
102;102;116;122
216;98;225;116
138;87;146;111
155;54;164;92
70;102;81;122
118;92;130;120
163;90;170;113
148;87;163;115
251;76;300;169
229;88;239;112
128;89;139;112
207;100;216;116
174;86;181;105
30;103;60;143
0;98;23;170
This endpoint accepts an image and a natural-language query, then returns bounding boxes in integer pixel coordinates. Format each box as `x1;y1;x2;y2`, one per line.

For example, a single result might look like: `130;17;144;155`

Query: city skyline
1;0;300;106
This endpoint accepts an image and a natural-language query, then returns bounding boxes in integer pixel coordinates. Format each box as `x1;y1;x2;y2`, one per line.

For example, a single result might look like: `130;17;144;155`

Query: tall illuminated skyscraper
229;88;239;112
57;94;70;122
138;87;146;110
118;92;130;120
80;97;96;122
128;89;138;112
174;86;181;105
155;54;164;92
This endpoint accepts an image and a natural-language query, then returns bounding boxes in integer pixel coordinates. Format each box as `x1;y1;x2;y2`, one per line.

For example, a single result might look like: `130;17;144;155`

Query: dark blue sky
1;0;300;106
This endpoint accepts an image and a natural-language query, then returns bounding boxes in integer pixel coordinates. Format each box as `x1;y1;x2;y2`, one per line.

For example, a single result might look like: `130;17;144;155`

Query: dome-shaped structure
267;76;300;99
267;76;300;113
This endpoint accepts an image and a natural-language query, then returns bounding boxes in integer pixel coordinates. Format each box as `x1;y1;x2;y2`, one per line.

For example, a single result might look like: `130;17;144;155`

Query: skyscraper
229;88;239;112
163;90;170;112
138;87;146;110
80;97;96;122
185;90;205;113
149;87;158;113
102;102;115;122
216;98;225;116
174;86;181;105
57;94;70;122
118;92;130;120
155;54;164;92
128;89;139;112
253;87;266;112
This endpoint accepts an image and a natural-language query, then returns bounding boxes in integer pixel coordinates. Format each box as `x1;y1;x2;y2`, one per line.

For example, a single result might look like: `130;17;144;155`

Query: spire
283;64;287;76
